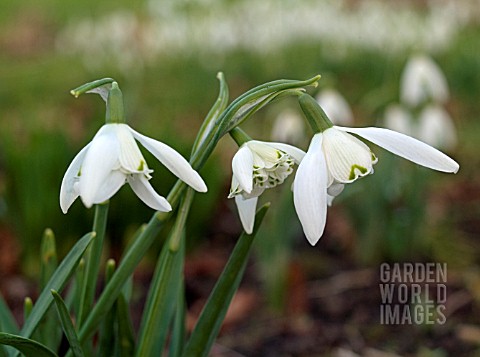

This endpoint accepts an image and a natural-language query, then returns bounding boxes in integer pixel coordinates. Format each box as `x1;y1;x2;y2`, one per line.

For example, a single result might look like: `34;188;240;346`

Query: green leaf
77;218;166;344
182;204;270;357
168;282;186;357
98;260;116;357
135;190;193;357
0;294;18;334
115;294;135;357
19;232;95;340
51;290;84;357
192;72;229;154
38;229;62;351
0;333;58;357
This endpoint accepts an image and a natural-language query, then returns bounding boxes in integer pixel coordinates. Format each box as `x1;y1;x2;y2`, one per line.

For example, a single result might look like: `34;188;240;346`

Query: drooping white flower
294;125;459;246
383;104;414;137
60;123;207;213
400;54;449;107
417;104;457;150
229;140;305;233
271;109;305;145
315;89;354;126
384;103;457;151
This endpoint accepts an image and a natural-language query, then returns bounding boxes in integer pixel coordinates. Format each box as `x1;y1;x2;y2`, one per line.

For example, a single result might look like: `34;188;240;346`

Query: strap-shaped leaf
19;232;95;340
51;291;84;357
0;294;18;334
0;333;58;357
182;203;270;357
135;189;193;357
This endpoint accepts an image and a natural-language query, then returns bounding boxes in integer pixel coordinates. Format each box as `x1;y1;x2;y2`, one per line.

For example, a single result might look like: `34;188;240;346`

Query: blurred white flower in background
385;53;457;151
315;89;354;126
417;104;457;150
384;105;414;137
271;109;305;145
56;0;479;73
400;54;449;107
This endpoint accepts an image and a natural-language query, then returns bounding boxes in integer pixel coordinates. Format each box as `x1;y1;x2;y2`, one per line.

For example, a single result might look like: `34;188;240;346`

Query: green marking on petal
348;164;368;180
137;160;145;171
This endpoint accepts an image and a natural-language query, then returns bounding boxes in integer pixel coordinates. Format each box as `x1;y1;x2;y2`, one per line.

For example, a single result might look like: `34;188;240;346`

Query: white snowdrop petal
79;128;120;208
91;170;126;204
128;127;208;192
232;145;254;193
322;128;375;183
294;134;328;245
128;175;172;212
234;195;258;234
60;143;91;213
115;124;148;173
337;126;459;173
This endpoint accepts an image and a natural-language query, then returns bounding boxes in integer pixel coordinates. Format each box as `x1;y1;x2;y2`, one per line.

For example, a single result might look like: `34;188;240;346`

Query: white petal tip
306;236;321;246
195;181;208;193
451;163;460;174
156;204;172;212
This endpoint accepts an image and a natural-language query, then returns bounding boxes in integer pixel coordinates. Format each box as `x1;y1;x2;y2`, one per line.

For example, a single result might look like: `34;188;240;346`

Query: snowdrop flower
315;88;353;126
400;54;449;107
384;104;457;151
383;104;414;137
271;108;305;145
417;104;457;150
228;128;305;233
60;82;207;213
296;94;459;245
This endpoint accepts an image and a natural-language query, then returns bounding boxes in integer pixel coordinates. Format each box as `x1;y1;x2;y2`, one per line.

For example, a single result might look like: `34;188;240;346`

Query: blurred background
1;0;480;355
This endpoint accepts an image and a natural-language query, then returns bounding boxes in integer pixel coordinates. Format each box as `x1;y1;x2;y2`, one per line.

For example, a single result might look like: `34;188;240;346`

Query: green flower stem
229;127;252;147
182;203;270;357
23;298;33;322
70;78;114;98
298;93;333;133
135;189;194;357
40;229;57;289
77;202;109;327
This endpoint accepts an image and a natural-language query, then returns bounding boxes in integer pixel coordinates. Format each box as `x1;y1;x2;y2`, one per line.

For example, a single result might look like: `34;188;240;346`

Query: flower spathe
229;140;305;234
60;123;207;213
294;125;459;246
